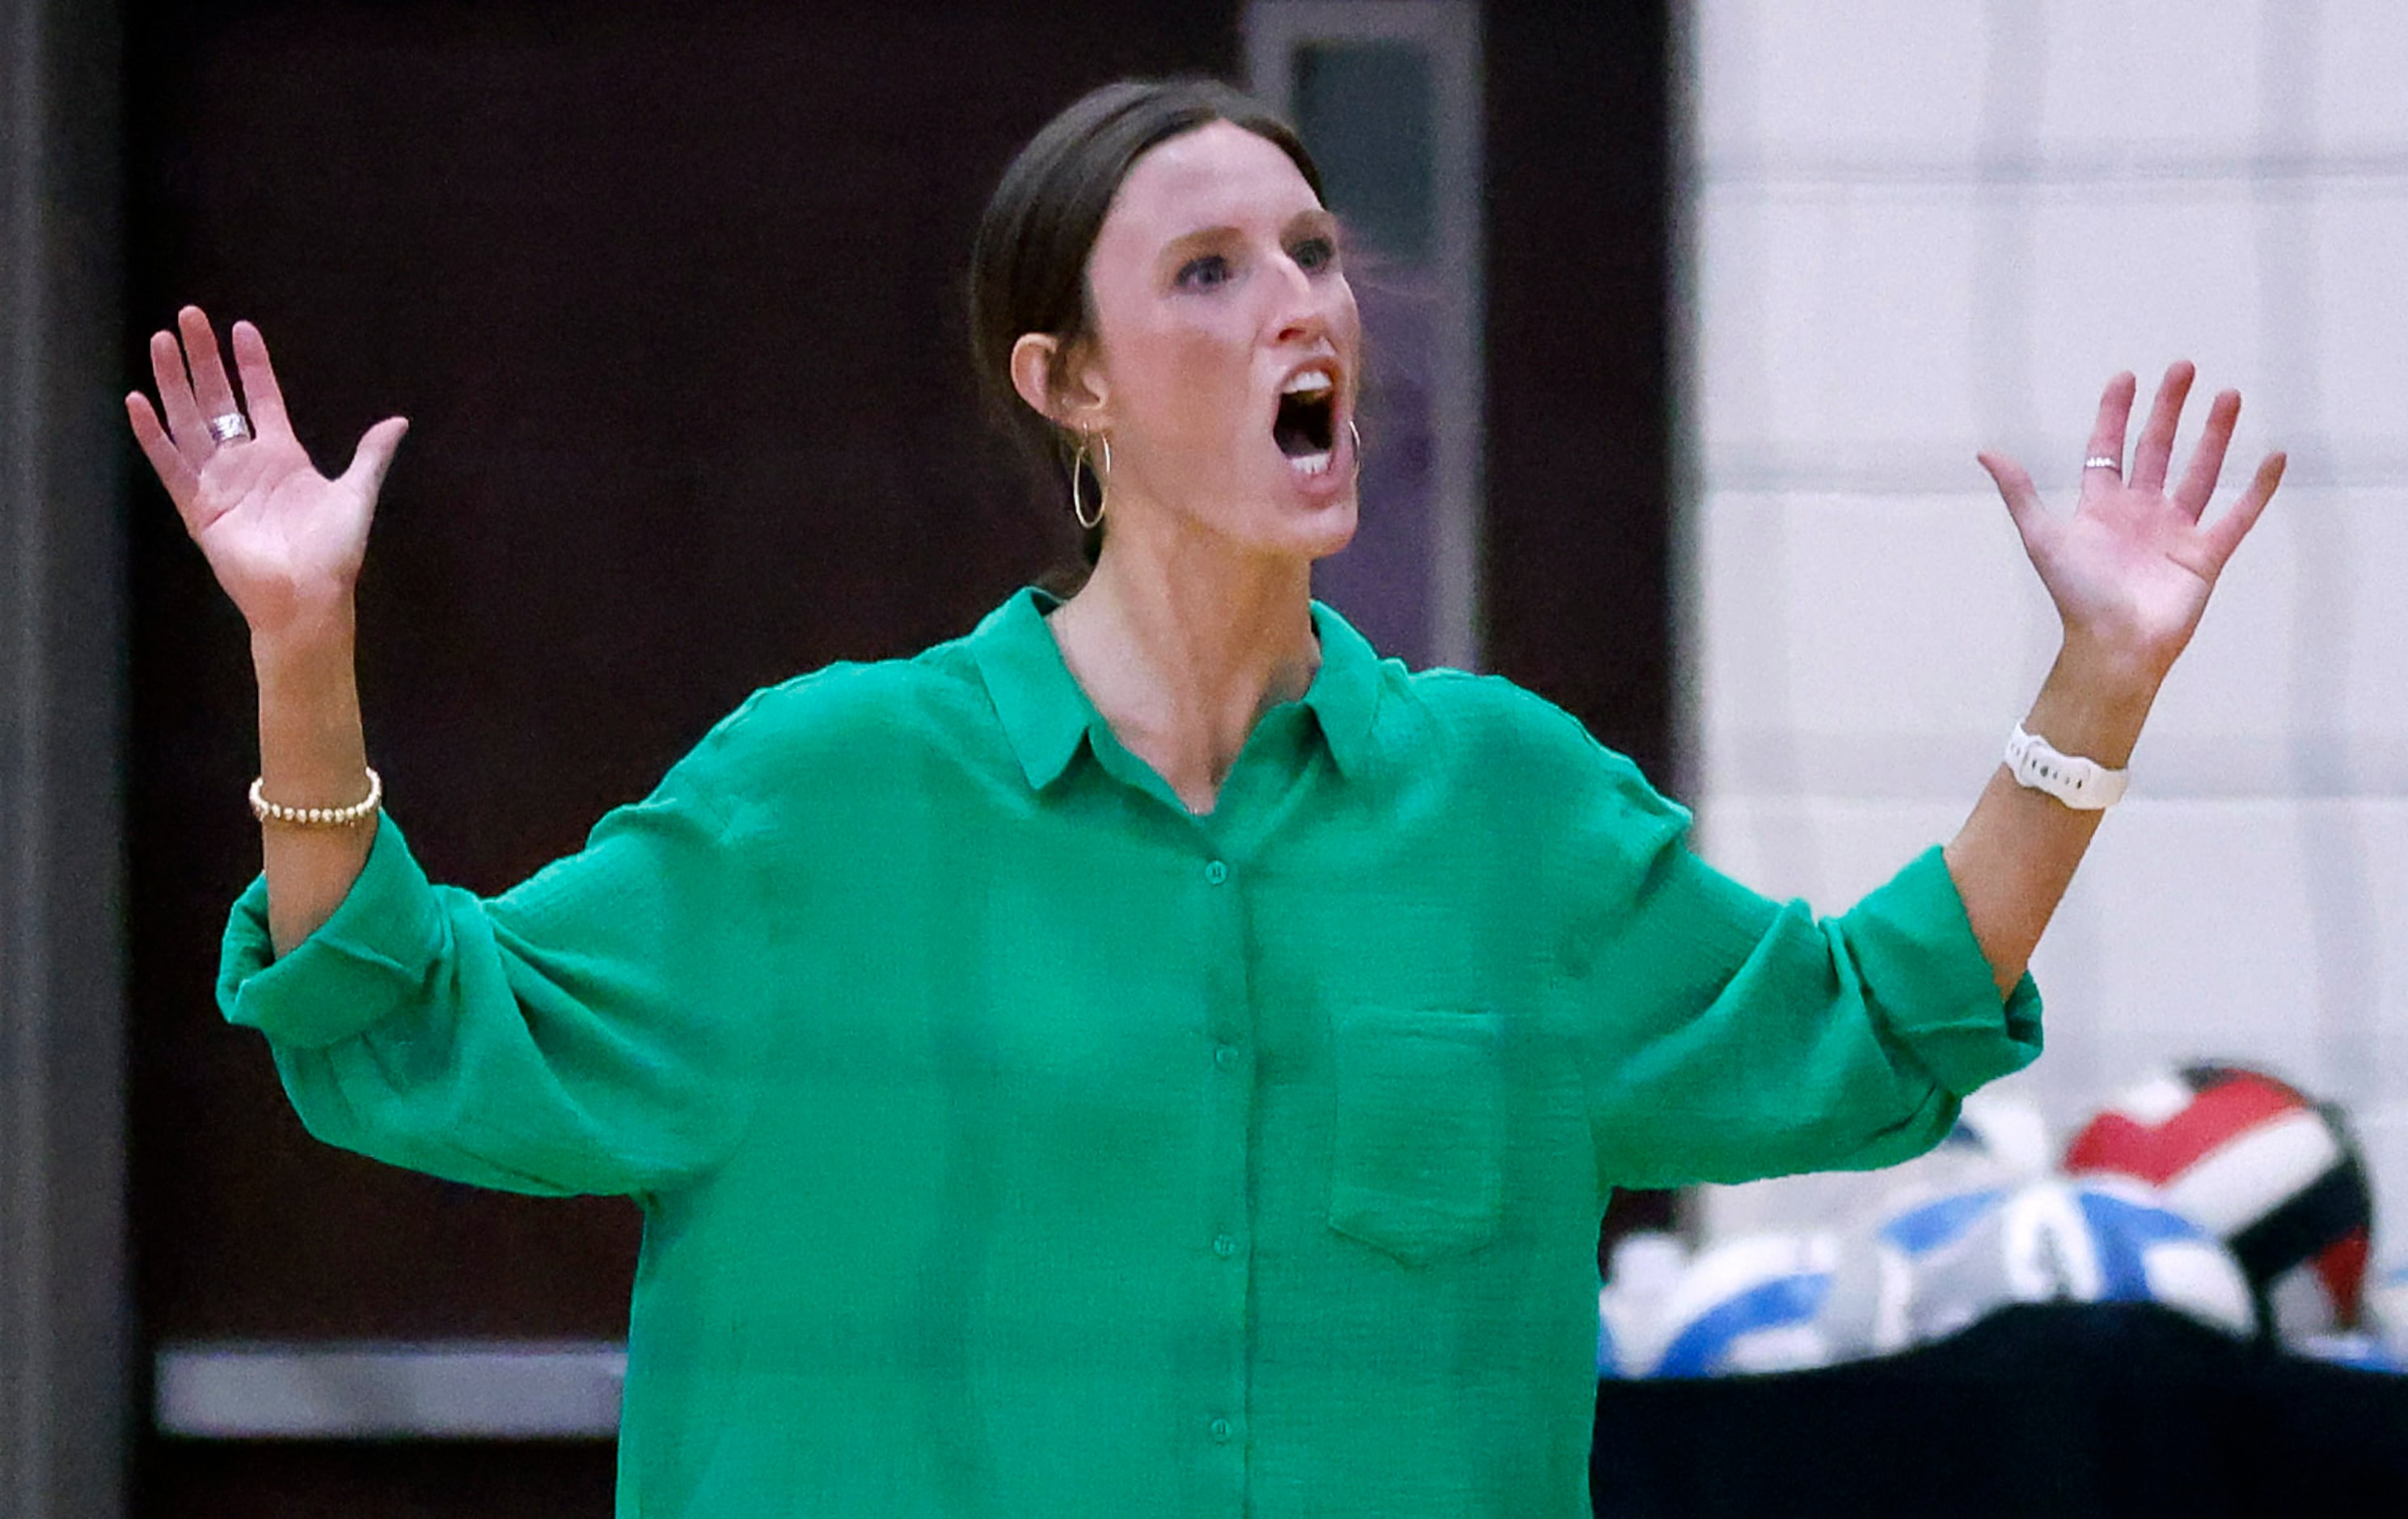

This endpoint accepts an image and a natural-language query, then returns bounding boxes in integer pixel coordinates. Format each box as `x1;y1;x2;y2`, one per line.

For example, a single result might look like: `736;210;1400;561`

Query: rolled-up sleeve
1561;747;2042;1191
218;747;773;1200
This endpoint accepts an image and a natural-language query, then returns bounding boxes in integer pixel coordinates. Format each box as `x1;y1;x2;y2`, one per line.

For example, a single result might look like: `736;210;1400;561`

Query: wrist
2053;625;2172;706
251;602;358;685
2021;645;2157;772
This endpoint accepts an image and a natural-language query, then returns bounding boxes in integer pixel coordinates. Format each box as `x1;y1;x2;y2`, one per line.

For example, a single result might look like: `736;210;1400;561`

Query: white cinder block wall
1680;0;2408;1267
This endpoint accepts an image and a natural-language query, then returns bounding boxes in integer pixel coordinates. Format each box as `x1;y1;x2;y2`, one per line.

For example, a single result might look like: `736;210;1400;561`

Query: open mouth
1274;368;1339;474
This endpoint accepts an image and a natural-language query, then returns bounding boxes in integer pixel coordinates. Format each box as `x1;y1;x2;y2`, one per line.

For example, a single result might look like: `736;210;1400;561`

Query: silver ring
208;412;252;445
2082;455;2120;472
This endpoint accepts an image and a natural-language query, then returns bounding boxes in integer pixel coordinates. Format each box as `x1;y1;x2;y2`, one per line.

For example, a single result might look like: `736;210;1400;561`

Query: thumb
340;417;410;502
1977;450;2055;564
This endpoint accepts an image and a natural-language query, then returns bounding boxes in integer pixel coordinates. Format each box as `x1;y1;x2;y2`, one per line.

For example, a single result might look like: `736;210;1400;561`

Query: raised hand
1978;362;2285;694
125;307;408;643
1941;365;2288;1000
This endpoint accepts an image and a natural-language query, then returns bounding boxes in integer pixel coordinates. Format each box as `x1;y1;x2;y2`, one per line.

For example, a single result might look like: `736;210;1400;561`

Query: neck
1048;513;1320;815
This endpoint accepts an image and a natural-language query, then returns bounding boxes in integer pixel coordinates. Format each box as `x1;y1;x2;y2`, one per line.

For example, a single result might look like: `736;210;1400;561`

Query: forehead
1103;120;1323;239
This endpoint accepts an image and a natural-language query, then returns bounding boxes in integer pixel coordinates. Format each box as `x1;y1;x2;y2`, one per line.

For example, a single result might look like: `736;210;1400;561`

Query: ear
1008;332;1111;434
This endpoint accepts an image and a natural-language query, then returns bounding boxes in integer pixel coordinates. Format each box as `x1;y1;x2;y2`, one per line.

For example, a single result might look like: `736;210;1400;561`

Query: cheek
1330;283;1364;358
1130;324;1258;442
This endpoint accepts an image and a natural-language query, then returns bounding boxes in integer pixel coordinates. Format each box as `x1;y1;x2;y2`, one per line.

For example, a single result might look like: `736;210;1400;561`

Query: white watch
2005;723;2127;810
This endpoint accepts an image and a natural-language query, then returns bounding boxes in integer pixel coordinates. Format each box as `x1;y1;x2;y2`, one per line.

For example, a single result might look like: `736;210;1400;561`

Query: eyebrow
1155;208;1341;270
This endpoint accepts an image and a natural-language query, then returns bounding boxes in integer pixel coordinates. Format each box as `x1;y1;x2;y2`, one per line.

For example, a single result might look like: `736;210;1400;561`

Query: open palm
1979;362;2285;688
126;307;408;639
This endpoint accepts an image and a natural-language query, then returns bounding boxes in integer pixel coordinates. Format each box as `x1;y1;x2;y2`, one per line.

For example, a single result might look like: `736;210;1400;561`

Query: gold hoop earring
1070;433;1110;531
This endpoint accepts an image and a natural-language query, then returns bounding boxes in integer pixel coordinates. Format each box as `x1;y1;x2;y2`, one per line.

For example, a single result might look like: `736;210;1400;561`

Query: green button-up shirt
221;586;2041;1517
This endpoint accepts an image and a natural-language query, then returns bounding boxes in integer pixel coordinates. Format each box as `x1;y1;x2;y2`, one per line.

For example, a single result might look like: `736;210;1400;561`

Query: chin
1295;495;1359;561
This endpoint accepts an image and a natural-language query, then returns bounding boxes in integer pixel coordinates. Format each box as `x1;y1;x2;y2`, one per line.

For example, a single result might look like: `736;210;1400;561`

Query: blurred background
1680;0;2408;1271
2;2;2402;1516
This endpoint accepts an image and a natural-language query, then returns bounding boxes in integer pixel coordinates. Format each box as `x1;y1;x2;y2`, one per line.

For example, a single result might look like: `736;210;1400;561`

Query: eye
1291;235;1337;273
1176;253;1232;291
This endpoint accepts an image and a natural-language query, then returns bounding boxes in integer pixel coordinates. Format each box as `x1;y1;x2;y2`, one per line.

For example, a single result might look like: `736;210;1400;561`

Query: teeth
1288;451;1333;476
1282;369;1335;397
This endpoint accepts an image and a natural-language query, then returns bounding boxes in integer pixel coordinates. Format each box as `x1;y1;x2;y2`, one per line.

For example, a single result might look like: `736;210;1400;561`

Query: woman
129;78;2283;1518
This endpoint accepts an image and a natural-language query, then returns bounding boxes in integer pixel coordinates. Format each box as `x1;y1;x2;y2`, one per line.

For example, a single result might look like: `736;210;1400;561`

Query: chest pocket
1326;1005;1506;1266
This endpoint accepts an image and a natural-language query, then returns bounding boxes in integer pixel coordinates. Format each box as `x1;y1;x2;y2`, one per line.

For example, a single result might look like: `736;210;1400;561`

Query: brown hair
969;78;1325;568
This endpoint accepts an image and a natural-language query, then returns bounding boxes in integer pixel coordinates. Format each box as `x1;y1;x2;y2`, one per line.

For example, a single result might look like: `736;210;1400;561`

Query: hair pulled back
970;78;1324;566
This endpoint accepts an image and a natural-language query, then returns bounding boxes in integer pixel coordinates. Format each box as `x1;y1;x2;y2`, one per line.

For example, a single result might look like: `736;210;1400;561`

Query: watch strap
2005;723;2127;810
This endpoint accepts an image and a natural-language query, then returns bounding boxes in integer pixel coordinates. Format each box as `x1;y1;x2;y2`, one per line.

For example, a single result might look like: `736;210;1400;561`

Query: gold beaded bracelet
248;766;383;828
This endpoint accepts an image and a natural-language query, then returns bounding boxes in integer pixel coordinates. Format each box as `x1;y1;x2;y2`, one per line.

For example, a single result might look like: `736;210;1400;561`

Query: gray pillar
1;1;129;1515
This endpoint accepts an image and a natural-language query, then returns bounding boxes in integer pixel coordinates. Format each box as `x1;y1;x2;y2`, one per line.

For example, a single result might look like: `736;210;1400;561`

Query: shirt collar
970;586;1384;793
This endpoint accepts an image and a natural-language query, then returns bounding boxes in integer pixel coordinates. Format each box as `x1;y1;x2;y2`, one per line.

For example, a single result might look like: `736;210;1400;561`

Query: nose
1267;250;1330;346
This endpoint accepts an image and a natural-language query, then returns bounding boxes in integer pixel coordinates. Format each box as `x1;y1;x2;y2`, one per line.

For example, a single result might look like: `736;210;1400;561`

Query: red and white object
2064;1063;2372;1342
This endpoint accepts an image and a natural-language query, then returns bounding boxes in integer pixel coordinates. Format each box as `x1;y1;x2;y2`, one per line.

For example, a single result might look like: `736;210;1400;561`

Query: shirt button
1203;859;1229;886
1214;1044;1240;1071
1213;1233;1238;1258
1209;1417;1234;1443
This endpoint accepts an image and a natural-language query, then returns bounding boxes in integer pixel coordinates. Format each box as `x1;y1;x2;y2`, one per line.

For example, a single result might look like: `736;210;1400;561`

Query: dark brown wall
123;3;1671;1512
1484;2;1675;785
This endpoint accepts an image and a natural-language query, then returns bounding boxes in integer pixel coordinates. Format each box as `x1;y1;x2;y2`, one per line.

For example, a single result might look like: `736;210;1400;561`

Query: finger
337;417;411;509
125;391;199;506
2171;388;2240;519
177;305;244;435
2129;359;2195;495
2203;451;2285;568
229;321;294;442
148;328;208;458
1979;451;2055;560
2082;370;2138;484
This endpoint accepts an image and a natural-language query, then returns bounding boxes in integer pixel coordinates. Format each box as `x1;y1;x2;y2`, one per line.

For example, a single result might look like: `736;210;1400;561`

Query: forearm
1944;637;2161;998
253;601;375;957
